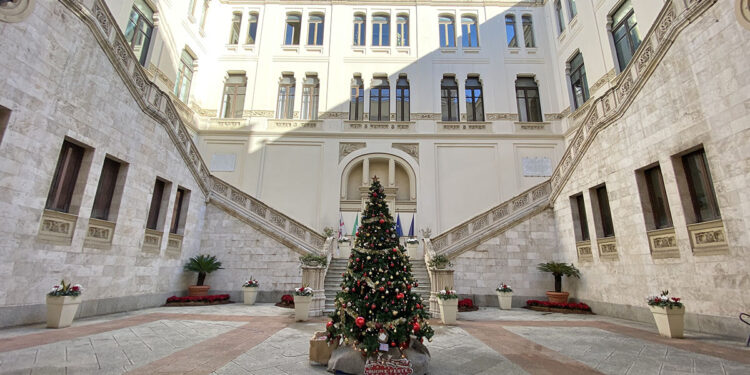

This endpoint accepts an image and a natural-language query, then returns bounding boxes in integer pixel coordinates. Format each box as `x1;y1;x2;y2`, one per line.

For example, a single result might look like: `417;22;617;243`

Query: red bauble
379;219;385;224
407;284;412;290
400;342;408;350
416;303;421;309
387;281;392;286
355;316;365;328
392;248;398;253
372;192;377;197
356;258;360;262
396;293;405;300
390;263;394;267
413;322;420;332
371;304;376;309
379;287;385;292
390;341;396;347
356;232;359;236
326;321;333;329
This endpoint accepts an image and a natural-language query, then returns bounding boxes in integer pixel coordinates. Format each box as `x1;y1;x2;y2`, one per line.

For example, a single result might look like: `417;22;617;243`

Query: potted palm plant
647;290;685;338
537;261;580;303
46;280;83;328
184;254;223;297
242;278;259;305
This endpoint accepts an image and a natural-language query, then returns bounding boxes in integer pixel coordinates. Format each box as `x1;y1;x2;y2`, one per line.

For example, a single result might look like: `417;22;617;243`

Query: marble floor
0;304;747;374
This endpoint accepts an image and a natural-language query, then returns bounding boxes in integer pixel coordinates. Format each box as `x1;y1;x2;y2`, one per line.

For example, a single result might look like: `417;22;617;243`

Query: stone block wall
551;3;750;338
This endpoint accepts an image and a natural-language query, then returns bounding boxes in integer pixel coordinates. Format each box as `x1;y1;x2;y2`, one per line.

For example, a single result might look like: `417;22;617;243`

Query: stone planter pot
46;295;81;328
188;285;210;297
294;295;313;321
243;287;258;305
496;291;513;310
338;241;351;259
437;298;458;325
650;305;685;338
545;291;569;304
406;242;419;259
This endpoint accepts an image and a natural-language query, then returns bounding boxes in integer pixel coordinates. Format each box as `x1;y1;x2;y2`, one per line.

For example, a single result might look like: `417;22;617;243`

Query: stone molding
576;241;593;262
597;237;619;260
647;227;680;259
0;0;35;23
38;209;77;245
687;219;729;256
166;233;183;258
83;218;115;249
142;229;163;254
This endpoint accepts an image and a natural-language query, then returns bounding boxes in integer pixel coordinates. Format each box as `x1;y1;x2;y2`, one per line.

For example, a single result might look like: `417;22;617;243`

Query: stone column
362;157;370;185
302;266;326;317
428;269;455;317
388;158;396;187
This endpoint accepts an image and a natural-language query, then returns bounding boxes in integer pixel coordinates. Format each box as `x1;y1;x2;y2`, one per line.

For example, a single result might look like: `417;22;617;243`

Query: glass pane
439;24;446;47
517;97;528;122
523;18;535;47
373;24;380;46
475;96;484;121
382;22;390;46
576;195;589;241
529;97;542;122
568;0;578;17
285;23;294;44
317;24;324;45
248;22;257;44
462;24;470;47
597;187;615;237
308;23;315;45
506;16;517;47
447;24;455;47
470;24;478;47
630;25;642;50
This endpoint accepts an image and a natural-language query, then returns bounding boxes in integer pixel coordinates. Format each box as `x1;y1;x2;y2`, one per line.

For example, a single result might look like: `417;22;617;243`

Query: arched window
221;73;247;118
308;14;324;46
124;0;154;66
229;12;242;44
465;76;484;122
353;14;366;46
522;15;535;48
372;14;390;46
568;52;589;109
284;13;301;45
611;0;641;70
350;76;364;120
554;0;566;34
247;12;258;44
301;76;319;120
438;15;455;48
369;77;390;121
396;15;409;46
440;76;459;121
516;77;542;122
462;15;479;47
505;15;517;47
276;74;296;119
174;49;195;103
396;75;410;121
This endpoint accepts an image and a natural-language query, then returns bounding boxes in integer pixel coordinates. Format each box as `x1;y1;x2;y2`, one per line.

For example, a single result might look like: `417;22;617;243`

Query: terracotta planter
496;291;513;310
437;298;458;325
546;291;569;303
243;287;258;305
46;295;81;328
650;305;685;338
294;295;312;321
188;285;210;297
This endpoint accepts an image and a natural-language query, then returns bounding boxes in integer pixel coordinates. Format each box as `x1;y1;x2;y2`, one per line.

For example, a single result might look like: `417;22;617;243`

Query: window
174;49;195;103
301;76;319;120
611;0;642;70
505;15;517;47
124;0;154;66
199;0;209;31
285;13;301;45
571;193;590;241
568;0;578;18
46;141;85;213
369;77;390;121
146;179;167;230
462;15;479;47
554;0;565;34
396;75;410;121
522;15;535;48
593;185;615;237
188;0;197;17
308;14;324;46
682;149;720;222
396;15;409;46
229;12;242;44
221;73;247;118
439;16;456;48
516;77;542;122
568;52;589;109
372;15;390;46
246;12;258;44
91;158;122;221
440;76;459;121
643;165;673;229
353;14;366;46
170;187;189;234
276;74;296;119
350;76;364;120
465;76;484;122
0;105;9;146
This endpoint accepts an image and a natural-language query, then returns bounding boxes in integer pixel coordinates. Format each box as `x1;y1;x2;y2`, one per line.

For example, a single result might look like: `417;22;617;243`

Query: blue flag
408;216;415;237
395;214;404;237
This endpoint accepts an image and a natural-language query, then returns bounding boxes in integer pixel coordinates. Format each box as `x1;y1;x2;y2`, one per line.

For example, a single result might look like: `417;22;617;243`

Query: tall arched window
247;12;258;44
301;76;319;120
229;12;242;44
568;52;589;109
284;13;301;45
276;74;296;119
369;77;390;121
221;73;247;119
440;76;459;121
462;15;479;47
372;15;390;46
396;15;409;46
611;0;641;70
516;77;542;122
350;76;364;120
174;49;195;103
505;15;517;47
522;15;535;48
439;16;456;48
396;75;410;121
465;76;484;122
308;14;324;46
554;0;566;34
353;14;366;46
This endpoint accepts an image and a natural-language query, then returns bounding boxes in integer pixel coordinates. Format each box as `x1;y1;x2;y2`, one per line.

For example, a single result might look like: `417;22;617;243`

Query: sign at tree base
364;357;413;375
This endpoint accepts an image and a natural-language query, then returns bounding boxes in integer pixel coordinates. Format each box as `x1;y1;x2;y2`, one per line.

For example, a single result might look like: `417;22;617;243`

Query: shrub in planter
242;277;260;305
647;290;685;338
496;283;513;310
294;285;314;321
299;253;328;267
437;288;459;324
184;254;223;297
46;281;83;328
458;298;477;312
537;261;580;303
526;300;592;312
428;255;453;270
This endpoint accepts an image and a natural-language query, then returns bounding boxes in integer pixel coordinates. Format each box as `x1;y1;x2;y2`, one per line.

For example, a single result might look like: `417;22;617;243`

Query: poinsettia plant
496;283;513;293
437;287;458;300
242;278;259;288
294;285;313;296
48;280;83;297
647;290;683;309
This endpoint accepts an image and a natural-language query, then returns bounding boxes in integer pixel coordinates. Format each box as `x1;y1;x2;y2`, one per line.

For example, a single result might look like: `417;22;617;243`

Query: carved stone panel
166;233;183;257
84;218;116;249
339;142;366;161
598;237;619;260
142;229;163;254
687;220;729;256
576;241;593;261
392;143;418;162
38;210;77;245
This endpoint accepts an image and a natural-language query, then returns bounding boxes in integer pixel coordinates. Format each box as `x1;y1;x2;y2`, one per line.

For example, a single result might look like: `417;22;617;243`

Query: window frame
349;76;365;120
571;193;590;242
594;185;615;238
229;11;242;44
516;77;543;122
45;140;86;214
554;0;566;34
353;14;366;46
300;76;319;120
174;49;195;103
567;0;578;19
170;187;190;235
246;12;259;45
395;76;410;121
465;76;484;122
438;15;456;48
371;14;390;47
221;73;247;119
462;15;479;48
505;14;517;48
146;179;166;231
396;14;409;47
643;165;673;229
611;1;642;71
284;13;301;46
682;149;721;223
522;15;535;48
369;77;390;121
90;157;122;221
276;74;296;120
307;13;325;46
124;0;154;66
568;52;589;109
440;76;459;122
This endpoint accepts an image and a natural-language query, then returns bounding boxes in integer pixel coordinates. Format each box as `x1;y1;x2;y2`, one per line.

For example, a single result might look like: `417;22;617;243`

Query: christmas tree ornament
355;316;365;328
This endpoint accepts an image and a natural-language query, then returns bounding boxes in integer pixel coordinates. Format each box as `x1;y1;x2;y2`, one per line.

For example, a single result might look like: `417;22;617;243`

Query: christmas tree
326;177;434;356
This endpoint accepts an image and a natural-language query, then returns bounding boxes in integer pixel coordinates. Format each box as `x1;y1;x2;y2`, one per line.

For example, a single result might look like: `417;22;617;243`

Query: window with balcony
396;75;410;121
568;52;589;109
611;0;642;70
440;76;459;121
505;15;517;48
174;49;195;103
369;77;390;121
285;13;301;45
372;14;390;46
221;73;247;118
350;76;364;120
301;76;319;120
124;0;154;66
276;74;296;119
462;15;479;47
396;15;409;46
516;77;542;122
308;14;324;46
439;15;456;48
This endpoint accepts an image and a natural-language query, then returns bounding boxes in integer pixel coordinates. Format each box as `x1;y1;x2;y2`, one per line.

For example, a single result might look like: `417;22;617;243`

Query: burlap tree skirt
327;340;430;375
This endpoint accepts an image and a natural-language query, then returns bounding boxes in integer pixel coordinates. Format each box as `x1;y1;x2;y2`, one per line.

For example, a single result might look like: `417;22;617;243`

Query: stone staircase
323;257;432;314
